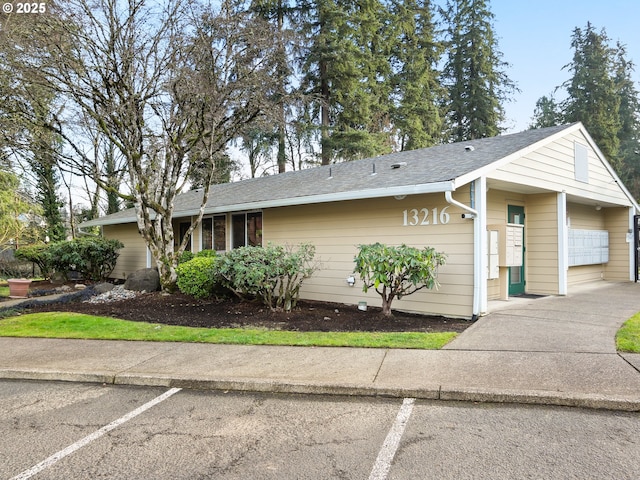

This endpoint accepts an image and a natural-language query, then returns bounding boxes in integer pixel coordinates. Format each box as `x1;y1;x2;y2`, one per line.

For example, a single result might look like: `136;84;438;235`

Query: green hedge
176;255;220;299
15;237;123;281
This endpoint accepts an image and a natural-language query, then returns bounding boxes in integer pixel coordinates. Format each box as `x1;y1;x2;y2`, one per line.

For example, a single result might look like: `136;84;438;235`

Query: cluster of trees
531;23;640;199
0;0;638;290
0;0;514;289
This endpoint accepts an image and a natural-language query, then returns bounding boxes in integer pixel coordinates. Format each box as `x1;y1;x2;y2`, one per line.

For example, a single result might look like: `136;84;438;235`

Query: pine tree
441;0;516;142
300;0;393;164
612;43;640;199
561;23;621;169
250;0;298;173
388;0;443;150
530;95;561;129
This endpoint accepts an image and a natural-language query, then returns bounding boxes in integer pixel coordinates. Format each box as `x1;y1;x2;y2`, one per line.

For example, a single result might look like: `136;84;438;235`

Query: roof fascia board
187;181;456;216
86;181;456;226
453;124;579;189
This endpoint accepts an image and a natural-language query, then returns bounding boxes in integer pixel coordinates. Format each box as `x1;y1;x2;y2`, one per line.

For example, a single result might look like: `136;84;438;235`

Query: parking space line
369;397;415;480
11;387;182;480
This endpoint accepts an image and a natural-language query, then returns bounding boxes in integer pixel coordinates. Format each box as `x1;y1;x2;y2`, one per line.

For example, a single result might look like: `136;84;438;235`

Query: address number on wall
402;206;450;226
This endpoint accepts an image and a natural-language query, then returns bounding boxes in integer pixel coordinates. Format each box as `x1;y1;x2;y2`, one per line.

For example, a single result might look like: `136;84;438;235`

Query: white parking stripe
369;397;415;480
11;387;182;480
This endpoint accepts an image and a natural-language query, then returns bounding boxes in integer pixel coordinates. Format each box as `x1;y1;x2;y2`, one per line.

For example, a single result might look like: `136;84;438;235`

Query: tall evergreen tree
561;23;621;169
300;0;392;164
388;0;443;150
250;0;298;173
529;94;561;129
441;0;516;142
613;43;640;198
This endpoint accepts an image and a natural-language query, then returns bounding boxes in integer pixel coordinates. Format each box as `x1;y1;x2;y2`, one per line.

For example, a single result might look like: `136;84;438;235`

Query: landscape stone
124;268;160;292
94;282;115;294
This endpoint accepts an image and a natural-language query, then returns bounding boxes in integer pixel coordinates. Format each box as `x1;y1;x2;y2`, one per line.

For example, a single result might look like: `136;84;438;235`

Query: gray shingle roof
81;124;574;227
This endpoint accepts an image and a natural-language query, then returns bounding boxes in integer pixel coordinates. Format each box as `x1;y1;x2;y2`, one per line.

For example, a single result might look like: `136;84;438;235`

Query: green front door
508;205;525;295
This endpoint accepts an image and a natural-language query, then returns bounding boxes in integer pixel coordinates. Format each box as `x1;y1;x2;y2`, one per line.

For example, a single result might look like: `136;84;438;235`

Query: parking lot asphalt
1;281;639;411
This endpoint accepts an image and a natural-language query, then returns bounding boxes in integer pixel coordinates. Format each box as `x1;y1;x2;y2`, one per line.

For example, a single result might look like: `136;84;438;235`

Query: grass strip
0;312;457;350
616;313;640;353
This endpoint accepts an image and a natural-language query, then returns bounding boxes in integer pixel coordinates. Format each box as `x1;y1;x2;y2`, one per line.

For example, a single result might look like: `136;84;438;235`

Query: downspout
445;179;485;321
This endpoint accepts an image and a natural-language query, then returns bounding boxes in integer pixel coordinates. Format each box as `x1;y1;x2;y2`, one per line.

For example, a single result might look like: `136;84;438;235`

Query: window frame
231;211;263;248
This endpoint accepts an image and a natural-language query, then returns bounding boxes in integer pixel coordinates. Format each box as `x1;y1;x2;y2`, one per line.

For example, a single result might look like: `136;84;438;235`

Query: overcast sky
482;0;640;133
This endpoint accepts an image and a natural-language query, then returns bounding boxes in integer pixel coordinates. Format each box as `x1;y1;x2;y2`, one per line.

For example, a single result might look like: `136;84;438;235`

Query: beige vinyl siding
489;131;631;206
566;203;606;285
264;192;475;318
604;207;632;281
526;193;559;294
103;224;148;280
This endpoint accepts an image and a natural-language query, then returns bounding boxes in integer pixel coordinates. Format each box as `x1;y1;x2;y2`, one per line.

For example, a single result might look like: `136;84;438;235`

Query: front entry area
508;205;525;295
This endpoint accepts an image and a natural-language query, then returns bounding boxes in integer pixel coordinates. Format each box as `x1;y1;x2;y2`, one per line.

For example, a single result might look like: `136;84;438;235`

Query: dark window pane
232;214;245;249
179;222;192;252
247;212;262;247
202;218;213;251
213;215;226;251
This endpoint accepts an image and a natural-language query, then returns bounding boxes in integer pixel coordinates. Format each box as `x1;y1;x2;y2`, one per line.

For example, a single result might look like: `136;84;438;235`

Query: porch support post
629;207;636;281
557;191;568;295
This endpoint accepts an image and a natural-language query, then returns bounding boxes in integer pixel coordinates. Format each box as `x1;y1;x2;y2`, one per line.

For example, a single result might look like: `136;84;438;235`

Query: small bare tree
6;0;281;290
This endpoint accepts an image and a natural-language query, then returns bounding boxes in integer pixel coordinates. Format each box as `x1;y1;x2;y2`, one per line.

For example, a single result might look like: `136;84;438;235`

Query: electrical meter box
487;223;524;268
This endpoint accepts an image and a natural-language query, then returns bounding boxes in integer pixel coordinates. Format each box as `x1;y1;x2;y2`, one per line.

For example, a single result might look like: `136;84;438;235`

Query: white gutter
445;180;485;321
445;191;478;217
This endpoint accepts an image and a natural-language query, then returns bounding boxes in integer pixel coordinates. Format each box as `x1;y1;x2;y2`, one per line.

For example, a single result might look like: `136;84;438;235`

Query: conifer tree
300;0;392;164
250;0;297;173
613;43;640;198
529;95;561;129
441;0;516;141
561;23;621;168
388;0;443;150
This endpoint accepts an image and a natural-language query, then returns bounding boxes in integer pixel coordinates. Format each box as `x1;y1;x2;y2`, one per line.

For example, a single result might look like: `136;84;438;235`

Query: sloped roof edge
81;124;638;228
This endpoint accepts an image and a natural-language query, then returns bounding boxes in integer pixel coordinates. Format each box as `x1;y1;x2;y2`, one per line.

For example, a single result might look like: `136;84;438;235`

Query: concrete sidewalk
1;282;639;411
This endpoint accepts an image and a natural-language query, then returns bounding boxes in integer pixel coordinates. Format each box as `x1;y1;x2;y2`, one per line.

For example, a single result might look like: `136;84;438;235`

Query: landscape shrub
17;237;123;281
218;243;317;312
178;251;195;264
195;249;217;258
353;243;446;317
176;255;220;299
12;244;52;278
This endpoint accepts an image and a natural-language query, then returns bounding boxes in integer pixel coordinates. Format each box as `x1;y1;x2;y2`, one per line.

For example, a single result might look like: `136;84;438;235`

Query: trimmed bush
17;237;124;282
354;243;446;316
218;243;317;312
178;251;195;264
176;255;219;299
13;244;54;279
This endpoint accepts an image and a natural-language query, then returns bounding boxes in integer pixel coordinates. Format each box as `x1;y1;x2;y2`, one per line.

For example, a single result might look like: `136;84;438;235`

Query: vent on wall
574;142;589;183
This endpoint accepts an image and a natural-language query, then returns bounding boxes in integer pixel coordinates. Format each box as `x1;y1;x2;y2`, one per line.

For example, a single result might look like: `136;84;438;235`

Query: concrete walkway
1;281;639;411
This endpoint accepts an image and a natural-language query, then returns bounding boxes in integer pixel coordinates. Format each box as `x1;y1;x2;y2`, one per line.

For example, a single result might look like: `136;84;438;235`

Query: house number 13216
403;206;450;226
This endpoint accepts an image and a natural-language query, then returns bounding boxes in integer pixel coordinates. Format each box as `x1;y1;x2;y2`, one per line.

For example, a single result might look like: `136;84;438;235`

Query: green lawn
616;313;640;353
0;312;457;349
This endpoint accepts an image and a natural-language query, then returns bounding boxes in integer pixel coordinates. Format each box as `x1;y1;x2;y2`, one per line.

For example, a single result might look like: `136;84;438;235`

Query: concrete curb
3;369;639;412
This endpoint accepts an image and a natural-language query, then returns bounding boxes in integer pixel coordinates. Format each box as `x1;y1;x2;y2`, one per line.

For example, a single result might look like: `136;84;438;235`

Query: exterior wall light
346;275;356;286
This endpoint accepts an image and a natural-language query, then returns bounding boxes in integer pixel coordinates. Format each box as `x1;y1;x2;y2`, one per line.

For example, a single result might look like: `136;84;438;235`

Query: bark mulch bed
5;281;472;334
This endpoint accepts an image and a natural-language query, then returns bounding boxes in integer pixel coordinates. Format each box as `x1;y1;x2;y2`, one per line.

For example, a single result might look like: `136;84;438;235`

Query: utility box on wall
487;230;500;279
487;223;524;268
